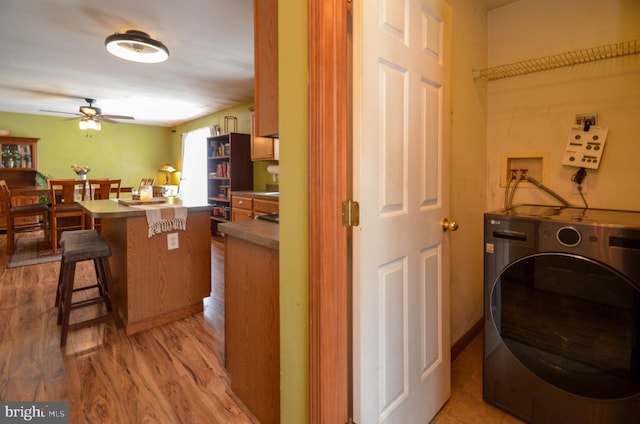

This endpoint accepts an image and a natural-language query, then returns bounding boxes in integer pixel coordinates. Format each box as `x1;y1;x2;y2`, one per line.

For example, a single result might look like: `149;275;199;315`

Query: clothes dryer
484;205;640;423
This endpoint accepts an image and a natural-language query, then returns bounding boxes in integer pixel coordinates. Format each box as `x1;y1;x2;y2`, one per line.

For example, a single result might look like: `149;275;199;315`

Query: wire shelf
473;39;640;81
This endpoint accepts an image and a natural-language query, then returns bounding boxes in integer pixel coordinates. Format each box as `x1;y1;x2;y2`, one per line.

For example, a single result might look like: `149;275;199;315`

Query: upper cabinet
0;136;38;187
250;106;277;161
253;0;278;137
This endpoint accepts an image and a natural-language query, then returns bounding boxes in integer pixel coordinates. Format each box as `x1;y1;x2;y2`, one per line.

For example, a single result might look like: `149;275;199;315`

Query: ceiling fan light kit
105;30;169;64
79;118;101;131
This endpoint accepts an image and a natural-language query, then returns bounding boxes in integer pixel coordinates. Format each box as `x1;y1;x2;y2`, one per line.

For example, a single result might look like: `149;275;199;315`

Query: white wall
449;0;489;344
487;0;640;211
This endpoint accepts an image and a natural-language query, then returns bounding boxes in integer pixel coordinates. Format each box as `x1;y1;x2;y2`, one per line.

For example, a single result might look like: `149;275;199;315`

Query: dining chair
89;178;121;200
139;178;154;188
48;179;86;254
0;180;50;255
86;179;121;233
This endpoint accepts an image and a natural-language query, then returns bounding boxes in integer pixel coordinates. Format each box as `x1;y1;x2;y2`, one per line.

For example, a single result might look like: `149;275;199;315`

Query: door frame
308;0;350;422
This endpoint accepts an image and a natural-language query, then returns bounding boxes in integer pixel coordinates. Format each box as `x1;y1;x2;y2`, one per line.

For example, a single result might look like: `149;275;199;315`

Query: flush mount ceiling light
105;30;169;64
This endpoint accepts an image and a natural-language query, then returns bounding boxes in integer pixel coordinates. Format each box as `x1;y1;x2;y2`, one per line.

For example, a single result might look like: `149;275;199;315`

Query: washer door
491;253;640;399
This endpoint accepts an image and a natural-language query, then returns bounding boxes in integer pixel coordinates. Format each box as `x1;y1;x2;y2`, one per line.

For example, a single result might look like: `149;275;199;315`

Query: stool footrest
70;297;108;310
67;314;118;333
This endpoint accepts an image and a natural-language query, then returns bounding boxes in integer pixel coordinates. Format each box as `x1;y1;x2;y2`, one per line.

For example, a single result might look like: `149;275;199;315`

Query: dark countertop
218;219;279;250
231;190;280;201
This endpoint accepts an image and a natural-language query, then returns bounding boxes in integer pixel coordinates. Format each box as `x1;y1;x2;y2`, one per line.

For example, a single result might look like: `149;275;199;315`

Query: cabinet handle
238;200;244;205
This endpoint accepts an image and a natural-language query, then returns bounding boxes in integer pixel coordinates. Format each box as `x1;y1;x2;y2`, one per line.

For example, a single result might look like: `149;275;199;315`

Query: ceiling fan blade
98;117;119;124
40;109;83;116
99;114;135;120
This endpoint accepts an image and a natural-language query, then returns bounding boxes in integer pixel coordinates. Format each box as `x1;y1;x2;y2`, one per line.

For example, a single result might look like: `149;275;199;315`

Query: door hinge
342;200;360;227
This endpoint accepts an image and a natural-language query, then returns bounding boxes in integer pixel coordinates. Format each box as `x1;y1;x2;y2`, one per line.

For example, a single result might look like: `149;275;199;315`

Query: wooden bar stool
56;231;121;346
55;229;98;308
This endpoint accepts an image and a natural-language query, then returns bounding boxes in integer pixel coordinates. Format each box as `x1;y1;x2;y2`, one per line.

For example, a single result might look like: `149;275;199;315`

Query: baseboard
451;318;483;361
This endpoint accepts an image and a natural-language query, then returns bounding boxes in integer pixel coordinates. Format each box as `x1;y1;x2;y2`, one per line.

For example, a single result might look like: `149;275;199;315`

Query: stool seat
56;232;121;346
59;229;98;247
63;236;111;262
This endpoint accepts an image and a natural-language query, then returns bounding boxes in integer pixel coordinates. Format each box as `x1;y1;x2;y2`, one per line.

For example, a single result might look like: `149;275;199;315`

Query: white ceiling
0;0;519;128
0;0;254;127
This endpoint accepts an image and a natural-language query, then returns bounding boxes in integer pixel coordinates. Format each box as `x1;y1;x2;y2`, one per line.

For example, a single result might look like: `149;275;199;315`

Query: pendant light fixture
105;30;169;64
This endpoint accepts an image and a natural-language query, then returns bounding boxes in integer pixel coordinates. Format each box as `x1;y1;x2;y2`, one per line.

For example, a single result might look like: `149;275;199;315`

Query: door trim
308;0;350;421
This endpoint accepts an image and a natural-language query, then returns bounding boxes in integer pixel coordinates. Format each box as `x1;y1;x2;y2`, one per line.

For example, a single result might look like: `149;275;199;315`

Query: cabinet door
253;199;279;215
250;107;275;161
232;208;253;222
254;0;278;137
252;137;275;161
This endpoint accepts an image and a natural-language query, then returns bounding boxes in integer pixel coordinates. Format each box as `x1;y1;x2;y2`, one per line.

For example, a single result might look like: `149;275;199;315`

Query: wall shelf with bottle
207;133;252;234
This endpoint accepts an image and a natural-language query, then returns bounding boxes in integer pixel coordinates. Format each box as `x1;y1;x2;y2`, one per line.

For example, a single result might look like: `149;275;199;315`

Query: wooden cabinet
253;198;279;215
207;133;253;234
253;0;278;137
231;194;279;221
231;196;253;221
0;136;39;230
0;136;38;186
249;106;277;161
224;232;280;424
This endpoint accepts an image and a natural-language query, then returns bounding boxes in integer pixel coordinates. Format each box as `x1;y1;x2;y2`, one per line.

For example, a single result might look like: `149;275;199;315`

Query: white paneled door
353;0;452;422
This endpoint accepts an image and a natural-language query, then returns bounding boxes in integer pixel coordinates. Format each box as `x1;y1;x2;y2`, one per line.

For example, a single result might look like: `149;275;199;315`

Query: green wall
0;111;171;187
279;0;309;422
0;103;274;189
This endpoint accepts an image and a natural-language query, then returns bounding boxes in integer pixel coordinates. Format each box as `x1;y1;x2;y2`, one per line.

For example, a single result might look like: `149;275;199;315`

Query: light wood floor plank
0;233;252;424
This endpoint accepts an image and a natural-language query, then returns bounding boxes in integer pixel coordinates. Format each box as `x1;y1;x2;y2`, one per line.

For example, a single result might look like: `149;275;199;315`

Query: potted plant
2;150;12;168
10;152;21;168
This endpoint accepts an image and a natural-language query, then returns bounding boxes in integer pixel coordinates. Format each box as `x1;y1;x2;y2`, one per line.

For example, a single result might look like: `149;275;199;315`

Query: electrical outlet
167;233;179;250
572;181;588;195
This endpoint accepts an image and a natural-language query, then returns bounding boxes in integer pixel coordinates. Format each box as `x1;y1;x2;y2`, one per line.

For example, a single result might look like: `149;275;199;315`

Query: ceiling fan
42;98;135;126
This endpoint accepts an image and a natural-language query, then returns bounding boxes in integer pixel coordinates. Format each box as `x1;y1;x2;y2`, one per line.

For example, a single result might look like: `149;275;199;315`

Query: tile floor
431;332;524;423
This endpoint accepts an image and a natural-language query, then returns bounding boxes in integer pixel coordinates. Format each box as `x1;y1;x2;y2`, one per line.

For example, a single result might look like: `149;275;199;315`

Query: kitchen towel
133;204;188;238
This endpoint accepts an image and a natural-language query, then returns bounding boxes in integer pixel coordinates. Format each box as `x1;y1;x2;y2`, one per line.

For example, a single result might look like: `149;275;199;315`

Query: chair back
0;180;11;213
139;178;154;188
48;179;86;206
89;179;121;200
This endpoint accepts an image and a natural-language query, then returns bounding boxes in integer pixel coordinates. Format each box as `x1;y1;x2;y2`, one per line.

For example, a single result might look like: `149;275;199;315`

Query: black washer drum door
491;252;640;399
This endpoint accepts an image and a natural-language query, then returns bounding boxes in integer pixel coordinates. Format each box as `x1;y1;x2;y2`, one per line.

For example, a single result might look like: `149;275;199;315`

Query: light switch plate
167;233;179;250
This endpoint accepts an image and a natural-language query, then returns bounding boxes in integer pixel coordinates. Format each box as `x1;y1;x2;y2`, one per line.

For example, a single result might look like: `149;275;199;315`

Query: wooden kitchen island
77;199;212;335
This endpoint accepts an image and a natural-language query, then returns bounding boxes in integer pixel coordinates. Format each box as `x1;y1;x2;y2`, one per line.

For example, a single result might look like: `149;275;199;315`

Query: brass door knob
442;218;459;232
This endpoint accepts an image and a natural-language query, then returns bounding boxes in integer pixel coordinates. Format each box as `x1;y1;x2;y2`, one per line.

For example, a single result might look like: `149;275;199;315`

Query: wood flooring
0;232;253;424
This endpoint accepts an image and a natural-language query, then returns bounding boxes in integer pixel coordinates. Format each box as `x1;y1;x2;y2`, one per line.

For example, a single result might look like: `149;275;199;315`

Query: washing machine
484;204;640;424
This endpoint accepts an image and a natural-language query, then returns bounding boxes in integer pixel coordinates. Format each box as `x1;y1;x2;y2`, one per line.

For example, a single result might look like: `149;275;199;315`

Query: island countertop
218;219;279;250
77;198;212;218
